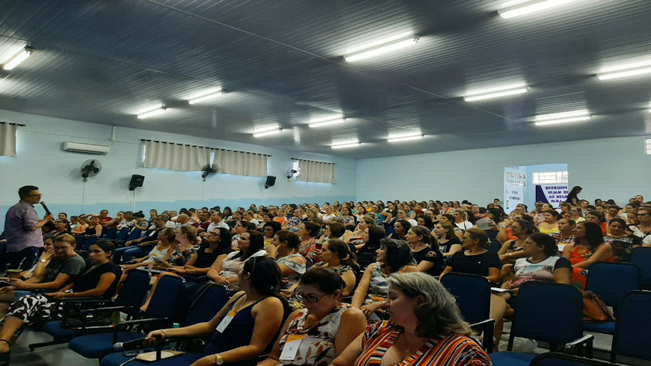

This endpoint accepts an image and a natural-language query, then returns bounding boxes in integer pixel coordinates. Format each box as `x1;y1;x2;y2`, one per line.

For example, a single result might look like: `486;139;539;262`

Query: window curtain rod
0;122;26;127
141;139;271;157
291;157;334;164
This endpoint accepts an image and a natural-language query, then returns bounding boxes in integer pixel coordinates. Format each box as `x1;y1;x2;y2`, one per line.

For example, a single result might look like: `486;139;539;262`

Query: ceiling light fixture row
137;106;168;119
464;83;529;102
253;126;283;138
499;0;578;19
598;60;651;81
330;133;426;148
533;109;591;126
343;32;419;62
308;115;346;128
2;44;33;70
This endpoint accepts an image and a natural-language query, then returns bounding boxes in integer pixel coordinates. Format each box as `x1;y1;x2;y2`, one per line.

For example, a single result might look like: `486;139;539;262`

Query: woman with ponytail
142;256;289;366
315;239;358;296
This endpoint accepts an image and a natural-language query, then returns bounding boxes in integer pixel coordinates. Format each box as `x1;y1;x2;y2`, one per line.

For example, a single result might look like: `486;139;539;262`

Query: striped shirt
354;321;491;366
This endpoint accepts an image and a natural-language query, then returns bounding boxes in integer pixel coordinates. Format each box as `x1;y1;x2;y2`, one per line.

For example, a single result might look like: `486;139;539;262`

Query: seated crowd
0;193;650;366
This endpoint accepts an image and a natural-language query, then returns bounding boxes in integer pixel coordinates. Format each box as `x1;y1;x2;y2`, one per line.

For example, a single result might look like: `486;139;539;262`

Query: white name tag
216;311;236;333
279;334;305;361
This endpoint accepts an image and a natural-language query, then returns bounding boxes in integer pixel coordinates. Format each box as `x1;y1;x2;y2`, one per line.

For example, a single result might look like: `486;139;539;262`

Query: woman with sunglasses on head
208;230;267;290
497;220;535;264
352;239;417;320
138;257;289;366
628;207;651;246
602;217;641;262
260;268;366;366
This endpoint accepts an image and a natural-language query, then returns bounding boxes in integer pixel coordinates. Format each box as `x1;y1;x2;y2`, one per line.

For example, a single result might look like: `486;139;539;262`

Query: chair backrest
127;228;142;240
183;283;230;326
532;352;620;365
144;275;185;321
510;281;583;347
440;273;490;324
488;241;501;253
114;269;151;315
585;262;641;309
81;235;98;251
115;227;130;241
102;227;118;240
631;247;651;289
611;290;651;363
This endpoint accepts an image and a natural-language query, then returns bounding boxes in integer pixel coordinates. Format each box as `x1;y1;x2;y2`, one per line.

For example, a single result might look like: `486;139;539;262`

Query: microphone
113;337;148;351
41;201;52;216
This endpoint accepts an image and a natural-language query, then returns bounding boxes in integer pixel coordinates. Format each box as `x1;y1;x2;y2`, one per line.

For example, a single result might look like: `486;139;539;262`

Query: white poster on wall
504;166;527;214
505;183;525;213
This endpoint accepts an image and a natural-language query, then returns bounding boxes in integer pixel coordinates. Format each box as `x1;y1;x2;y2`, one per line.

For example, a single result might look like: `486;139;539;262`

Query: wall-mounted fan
201;163;221;181
286;166;301;180
81;159;102;182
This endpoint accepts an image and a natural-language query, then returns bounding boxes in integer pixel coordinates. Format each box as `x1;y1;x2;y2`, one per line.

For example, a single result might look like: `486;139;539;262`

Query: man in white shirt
203;212;229;236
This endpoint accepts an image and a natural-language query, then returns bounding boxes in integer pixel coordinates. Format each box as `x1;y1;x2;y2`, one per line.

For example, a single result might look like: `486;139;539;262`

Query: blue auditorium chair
440;272;494;353
582;262;641;334
29;269;151;350
99;283;231;366
631;247;651;289
489;282;593;366
68;275;185;359
609;290;651;363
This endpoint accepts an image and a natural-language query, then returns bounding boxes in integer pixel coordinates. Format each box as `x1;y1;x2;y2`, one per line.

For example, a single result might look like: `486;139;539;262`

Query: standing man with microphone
2;186;54;270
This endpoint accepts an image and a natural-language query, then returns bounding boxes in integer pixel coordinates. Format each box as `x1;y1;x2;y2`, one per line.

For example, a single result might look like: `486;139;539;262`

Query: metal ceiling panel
1;0;650;159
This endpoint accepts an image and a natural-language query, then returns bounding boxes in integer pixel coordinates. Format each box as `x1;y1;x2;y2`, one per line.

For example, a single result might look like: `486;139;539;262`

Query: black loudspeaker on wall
264;175;276;189
129;174;145;191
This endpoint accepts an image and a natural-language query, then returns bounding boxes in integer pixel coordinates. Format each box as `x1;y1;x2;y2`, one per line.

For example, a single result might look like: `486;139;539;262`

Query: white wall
0;110;357;226
356;137;651;206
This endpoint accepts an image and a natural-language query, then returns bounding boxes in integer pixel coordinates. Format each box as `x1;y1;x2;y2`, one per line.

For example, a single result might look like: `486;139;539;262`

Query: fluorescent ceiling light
533;109;591;126
344;33;419;62
464;83;529;102
2;45;33;70
309;118;346;128
188;90;224;104
499;0;578;19
331;139;361;149
534;109;589;121
309;114;343;123
598;60;651;80
387;133;424;143
253;128;282;138
534;116;591;126
137;106;167;119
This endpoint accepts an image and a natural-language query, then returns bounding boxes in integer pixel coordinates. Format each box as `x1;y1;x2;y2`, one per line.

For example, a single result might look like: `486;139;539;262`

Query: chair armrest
470;319;495;354
565;334;594;348
114;317;170;329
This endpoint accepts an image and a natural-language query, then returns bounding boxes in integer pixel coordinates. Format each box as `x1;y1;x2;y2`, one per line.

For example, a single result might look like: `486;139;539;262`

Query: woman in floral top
260;268;366;366
271;230;307;290
298;221;322;264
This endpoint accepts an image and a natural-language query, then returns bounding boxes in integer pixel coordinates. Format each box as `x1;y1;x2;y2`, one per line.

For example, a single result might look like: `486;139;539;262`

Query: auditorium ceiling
1;0;651;159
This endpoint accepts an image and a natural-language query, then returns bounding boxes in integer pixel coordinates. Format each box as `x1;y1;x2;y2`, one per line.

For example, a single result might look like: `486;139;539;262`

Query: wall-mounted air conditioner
62;141;110;155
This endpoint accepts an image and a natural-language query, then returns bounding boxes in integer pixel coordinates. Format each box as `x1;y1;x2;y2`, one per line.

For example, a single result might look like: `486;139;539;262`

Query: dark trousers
5;247;39;270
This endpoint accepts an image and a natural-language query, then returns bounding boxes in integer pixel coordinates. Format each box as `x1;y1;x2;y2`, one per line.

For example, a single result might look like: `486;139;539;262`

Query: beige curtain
0;123;18;157
213;149;268;177
144;141;210;171
296;159;336;184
